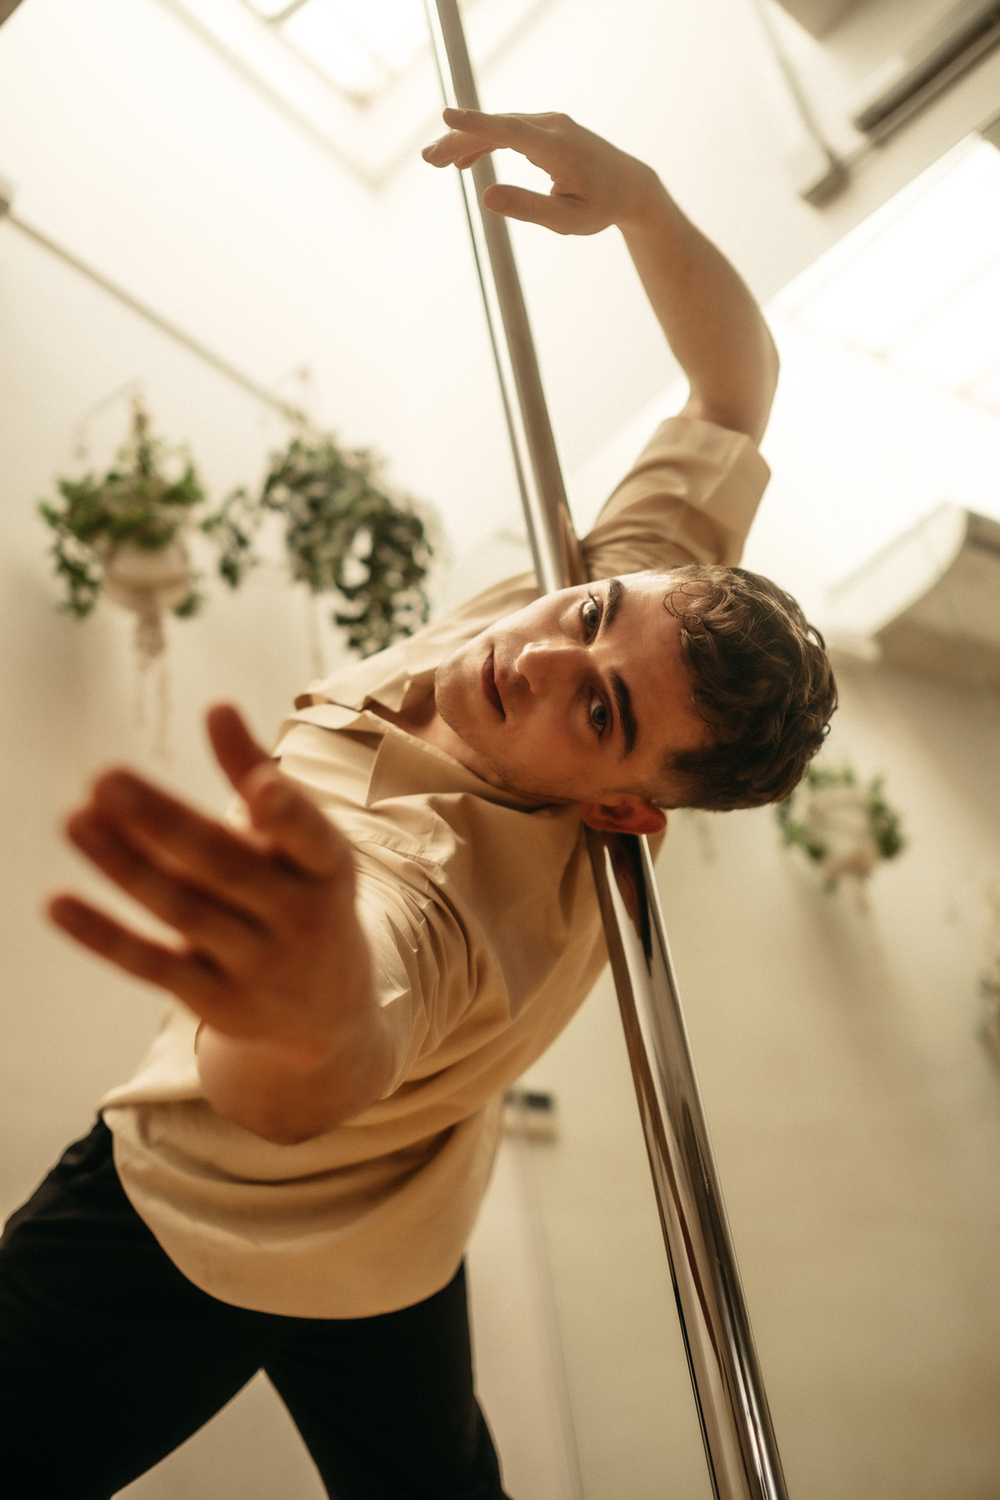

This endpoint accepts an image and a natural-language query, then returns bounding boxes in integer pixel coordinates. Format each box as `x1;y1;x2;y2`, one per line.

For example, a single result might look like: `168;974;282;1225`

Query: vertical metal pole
427;6;790;1498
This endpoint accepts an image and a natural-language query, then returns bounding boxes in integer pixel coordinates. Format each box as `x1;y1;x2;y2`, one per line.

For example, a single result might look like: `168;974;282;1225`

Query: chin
433;650;575;803
431;655;497;772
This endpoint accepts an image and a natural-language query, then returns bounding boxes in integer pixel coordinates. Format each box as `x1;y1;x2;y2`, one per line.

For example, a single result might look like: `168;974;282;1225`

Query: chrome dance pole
425;5;790;1497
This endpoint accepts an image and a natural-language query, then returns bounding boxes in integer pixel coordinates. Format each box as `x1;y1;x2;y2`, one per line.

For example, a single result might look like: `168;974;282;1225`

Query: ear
579;798;667;836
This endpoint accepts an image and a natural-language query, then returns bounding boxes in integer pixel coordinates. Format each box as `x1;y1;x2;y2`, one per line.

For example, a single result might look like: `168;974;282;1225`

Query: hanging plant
38;402;205;664
203;430;434;659
775;762;905;889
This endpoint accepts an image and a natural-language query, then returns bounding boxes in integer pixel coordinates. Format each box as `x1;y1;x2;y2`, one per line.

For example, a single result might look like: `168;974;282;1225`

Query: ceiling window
169;0;543;182
241;0;463;104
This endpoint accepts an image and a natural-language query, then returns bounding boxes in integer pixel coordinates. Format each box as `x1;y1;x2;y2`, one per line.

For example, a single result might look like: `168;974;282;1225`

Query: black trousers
0;1121;509;1500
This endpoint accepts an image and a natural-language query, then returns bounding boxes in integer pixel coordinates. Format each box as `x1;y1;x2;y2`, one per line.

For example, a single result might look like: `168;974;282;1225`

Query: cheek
523;716;572;756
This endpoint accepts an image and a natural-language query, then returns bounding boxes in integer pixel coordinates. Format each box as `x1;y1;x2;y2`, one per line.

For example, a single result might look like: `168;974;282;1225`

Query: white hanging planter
776;763;906;890
99;538;195;666
39;403;210;761
796;784;881;883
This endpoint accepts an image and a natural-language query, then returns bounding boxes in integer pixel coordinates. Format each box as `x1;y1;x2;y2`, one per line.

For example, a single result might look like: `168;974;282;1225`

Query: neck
371;695;467;760
374;690;534;797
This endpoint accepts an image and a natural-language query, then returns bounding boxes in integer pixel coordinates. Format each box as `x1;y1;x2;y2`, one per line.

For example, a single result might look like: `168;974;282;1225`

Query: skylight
241;0;454;103
170;0;547;183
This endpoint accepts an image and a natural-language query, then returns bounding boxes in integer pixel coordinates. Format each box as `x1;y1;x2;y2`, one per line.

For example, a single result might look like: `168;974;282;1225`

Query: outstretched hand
49;706;374;1070
422;107;660;236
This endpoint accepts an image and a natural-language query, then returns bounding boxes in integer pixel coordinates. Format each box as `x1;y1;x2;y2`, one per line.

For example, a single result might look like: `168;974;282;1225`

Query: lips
481;649;505;718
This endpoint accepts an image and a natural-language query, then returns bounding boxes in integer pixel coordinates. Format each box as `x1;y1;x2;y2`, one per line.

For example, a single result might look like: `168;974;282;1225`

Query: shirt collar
288;603;559;814
284;703;557;814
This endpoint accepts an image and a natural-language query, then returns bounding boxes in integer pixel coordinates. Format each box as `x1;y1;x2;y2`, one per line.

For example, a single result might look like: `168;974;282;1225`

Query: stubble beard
431;650;569;804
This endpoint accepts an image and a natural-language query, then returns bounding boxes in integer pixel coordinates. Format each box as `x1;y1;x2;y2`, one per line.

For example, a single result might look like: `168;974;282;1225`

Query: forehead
609;573;686;671
596;573;708;759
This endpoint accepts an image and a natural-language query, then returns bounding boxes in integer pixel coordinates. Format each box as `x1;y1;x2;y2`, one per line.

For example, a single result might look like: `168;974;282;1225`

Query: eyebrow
611;671;638;757
604;575;626;631
600;578;639;757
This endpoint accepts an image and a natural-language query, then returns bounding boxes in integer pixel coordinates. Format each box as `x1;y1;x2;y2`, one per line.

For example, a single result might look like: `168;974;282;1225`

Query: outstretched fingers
241;762;355;885
49;703;371;1051
423;108;617;235
66;809;265;972
48;894;227;1013
206;703;271;792
86;770;293;922
423;108;567;171
207;702;350;884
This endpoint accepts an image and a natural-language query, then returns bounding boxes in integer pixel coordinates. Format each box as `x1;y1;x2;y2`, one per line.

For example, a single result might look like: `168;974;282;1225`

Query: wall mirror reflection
1;1;999;1497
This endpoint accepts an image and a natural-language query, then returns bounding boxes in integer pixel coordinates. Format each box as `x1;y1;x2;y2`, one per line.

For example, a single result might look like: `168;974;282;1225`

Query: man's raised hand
425;106;778;442
422;108;660;236
50;706;393;1141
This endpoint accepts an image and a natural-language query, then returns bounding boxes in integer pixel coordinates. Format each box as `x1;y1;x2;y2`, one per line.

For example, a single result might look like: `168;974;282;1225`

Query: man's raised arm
423;109;779;444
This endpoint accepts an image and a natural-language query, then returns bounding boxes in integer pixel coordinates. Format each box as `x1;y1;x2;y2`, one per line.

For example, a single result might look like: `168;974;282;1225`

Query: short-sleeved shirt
101;416;769;1318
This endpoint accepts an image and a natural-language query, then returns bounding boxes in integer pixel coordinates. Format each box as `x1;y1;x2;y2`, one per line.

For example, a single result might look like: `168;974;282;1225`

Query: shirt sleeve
353;850;474;1098
581;414;770;580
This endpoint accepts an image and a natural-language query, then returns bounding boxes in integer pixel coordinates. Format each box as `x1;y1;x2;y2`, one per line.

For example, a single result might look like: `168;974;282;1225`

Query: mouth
481;649;505;719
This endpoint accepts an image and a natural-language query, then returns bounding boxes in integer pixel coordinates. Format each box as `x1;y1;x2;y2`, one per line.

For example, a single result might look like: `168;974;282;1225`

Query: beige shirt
101;416;769;1318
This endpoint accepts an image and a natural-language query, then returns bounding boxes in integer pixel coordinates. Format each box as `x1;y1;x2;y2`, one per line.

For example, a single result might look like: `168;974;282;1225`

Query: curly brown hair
659;564;837;811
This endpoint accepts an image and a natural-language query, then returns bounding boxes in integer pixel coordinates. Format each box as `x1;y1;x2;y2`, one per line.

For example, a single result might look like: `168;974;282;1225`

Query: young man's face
432;573;710;828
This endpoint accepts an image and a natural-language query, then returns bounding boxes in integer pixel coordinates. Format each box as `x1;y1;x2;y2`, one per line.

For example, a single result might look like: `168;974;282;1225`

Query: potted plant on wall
40;408;436;670
203;426;435;661
775;761;906;890
38;401;205;667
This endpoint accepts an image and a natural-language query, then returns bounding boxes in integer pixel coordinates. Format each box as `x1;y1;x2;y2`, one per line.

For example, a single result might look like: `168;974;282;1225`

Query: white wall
3;0;1000;1495
523;653;1000;1500
0;0;384;1206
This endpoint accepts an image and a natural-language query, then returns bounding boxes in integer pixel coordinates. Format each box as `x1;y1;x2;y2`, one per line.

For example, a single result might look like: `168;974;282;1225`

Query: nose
515;638;584;695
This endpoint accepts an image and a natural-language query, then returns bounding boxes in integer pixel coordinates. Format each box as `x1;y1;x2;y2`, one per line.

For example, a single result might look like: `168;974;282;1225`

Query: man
1;111;835;1498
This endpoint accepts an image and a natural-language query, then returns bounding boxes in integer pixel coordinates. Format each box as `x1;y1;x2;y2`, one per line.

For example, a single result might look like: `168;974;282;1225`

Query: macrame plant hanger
425;6;791;1498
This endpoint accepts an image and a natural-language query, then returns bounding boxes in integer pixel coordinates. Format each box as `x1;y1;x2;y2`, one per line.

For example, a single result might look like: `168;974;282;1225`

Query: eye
589;696;610;736
582;593;601;635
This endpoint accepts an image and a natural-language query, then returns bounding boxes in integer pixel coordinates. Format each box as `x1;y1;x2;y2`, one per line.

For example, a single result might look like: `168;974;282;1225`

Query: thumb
207;703;353;883
482;182;581;234
205;703;271;794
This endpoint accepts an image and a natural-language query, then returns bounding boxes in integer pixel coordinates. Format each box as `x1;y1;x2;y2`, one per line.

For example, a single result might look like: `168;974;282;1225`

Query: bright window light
335;0;431;71
773;134;1000;414
241;0;461;103
974;364;1000;406
891;258;1000;390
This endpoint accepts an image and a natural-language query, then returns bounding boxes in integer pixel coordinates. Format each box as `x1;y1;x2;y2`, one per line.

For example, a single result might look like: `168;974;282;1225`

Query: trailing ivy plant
775;761;905;889
39;409;434;663
38;404;205;619
204;430;434;658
